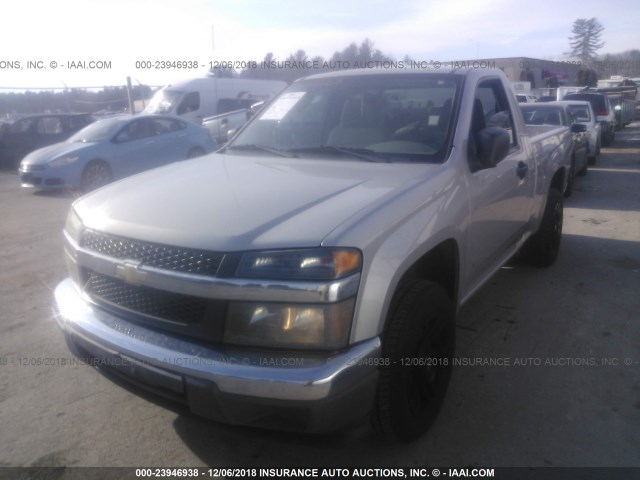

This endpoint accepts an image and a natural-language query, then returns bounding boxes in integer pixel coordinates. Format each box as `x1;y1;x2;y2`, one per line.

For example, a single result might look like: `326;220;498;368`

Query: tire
520;187;563;267
588;140;599;165
564;160;574;198
577;158;588;176
81;160;112;192
602;130;615;147
372;280;455;442
186;147;205;159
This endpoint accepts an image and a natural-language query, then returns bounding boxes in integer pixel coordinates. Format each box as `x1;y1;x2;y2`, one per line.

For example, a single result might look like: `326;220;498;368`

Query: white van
143;77;287;125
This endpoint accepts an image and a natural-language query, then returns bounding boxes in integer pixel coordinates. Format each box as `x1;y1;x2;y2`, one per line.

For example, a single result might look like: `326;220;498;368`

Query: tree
330;39;393;68
544;75;559;89
576;69;598;87
594;49;640;78
566;18;605;65
286;50;308;63
519;68;535;88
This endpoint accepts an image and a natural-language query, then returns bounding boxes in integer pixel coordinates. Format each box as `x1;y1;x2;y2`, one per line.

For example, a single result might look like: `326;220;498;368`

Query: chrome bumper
53;277;381;433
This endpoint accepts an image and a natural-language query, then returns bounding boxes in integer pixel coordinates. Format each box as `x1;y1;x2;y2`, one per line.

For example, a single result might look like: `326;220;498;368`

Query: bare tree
566;18;605;65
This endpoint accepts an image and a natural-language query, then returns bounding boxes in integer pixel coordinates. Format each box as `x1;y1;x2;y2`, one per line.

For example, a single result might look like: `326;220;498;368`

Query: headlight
224;298;355;349
64;208;84;243
236;248;361;280
49;155;79;167
228;248;361;348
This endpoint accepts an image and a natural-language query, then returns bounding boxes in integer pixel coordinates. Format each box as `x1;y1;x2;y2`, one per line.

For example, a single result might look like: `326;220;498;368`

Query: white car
558;100;602;164
516;93;538;103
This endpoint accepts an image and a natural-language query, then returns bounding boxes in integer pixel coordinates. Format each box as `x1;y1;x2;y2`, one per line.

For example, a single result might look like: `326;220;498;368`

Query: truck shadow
169;231;639;468
171;413;410;468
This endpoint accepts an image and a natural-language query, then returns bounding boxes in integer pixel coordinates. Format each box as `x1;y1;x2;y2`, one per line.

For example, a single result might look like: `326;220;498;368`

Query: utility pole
61;81;71;112
126;76;135;114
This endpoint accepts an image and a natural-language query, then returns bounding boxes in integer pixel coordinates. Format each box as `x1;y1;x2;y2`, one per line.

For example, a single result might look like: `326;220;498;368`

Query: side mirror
476;127;510;168
571;123;587;133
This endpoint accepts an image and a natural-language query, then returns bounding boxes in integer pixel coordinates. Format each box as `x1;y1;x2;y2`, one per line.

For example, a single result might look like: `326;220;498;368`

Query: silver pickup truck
202;108;252;145
54;68;571;442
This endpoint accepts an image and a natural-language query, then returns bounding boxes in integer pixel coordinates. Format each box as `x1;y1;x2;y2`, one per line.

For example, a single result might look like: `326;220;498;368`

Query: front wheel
372;280;455;442
520;187;563;267
81;160;112;192
186;147;205;159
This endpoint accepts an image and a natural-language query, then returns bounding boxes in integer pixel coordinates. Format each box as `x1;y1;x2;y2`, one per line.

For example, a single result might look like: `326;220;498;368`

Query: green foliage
0;85;152;116
4;34;639;116
238;38;394;83
593;49;640;78
544;75;559;88
576;69;598;87
566;18;605;65
519;68;536;88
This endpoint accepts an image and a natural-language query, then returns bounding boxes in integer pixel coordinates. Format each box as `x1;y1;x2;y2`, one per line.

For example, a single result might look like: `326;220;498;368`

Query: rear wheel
564;160;574;198
588;138;601;165
373;280;455;442
520;187;563;267
81;160;112;192
602;130;615;147
577;159;588;176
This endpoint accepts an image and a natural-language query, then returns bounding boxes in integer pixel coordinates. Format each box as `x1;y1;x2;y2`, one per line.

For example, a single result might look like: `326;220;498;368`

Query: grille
20;173;42;185
82;229;223;276
84;271;208;325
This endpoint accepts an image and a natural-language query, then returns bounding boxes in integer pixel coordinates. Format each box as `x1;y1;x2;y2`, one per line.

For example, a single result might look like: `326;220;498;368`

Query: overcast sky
2;0;639;89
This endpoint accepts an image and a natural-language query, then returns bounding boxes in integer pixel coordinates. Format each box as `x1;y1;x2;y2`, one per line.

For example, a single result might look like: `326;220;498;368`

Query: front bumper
54;277;381;433
18;166;69;190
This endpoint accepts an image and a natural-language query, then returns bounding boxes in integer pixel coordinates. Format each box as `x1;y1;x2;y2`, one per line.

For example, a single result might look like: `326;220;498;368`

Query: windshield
225;73;460;163
565;94;606;110
144;89;183;114
568;106;591;122
521;106;564;126
67;117;128;143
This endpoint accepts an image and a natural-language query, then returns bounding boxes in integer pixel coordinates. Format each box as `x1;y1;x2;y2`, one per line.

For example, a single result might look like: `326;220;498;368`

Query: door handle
516;161;528;179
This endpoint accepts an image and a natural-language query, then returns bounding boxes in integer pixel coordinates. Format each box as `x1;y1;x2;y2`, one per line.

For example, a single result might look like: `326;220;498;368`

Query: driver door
463;78;536;292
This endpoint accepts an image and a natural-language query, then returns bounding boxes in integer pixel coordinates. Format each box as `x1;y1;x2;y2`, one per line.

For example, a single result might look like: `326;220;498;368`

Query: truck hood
73;154;436;251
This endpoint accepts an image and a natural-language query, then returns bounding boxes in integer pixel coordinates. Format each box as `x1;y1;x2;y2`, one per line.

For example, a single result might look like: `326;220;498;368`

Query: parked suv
563;93;616;146
0;113;95;168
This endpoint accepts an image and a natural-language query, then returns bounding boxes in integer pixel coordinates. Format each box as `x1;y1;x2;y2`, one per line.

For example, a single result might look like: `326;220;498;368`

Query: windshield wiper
225;144;298;158
287;145;387;163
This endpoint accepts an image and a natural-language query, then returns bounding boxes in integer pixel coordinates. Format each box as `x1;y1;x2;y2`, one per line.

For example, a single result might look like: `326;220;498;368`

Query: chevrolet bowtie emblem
115;260;147;286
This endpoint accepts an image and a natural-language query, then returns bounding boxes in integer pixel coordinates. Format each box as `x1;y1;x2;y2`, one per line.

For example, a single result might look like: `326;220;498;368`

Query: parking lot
0;125;639;470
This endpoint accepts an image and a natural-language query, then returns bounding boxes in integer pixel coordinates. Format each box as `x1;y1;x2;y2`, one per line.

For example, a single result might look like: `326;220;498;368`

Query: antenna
211;25;216;64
